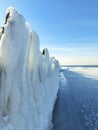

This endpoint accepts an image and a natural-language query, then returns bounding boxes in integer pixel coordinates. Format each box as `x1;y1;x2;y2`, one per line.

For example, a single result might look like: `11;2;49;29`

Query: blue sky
0;0;98;65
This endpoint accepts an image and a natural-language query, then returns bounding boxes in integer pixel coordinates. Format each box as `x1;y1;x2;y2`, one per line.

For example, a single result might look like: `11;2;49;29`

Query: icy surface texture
0;7;59;130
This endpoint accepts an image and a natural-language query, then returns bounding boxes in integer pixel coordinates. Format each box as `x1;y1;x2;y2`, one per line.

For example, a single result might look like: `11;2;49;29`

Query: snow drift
0;7;59;130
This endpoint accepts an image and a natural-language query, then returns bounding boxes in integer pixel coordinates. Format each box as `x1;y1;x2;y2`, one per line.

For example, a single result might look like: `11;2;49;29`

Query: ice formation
0;7;59;130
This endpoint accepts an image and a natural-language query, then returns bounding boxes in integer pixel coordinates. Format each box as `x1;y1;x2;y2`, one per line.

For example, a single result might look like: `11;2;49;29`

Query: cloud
50;47;74;52
48;46;98;62
49;46;98;53
55;56;98;65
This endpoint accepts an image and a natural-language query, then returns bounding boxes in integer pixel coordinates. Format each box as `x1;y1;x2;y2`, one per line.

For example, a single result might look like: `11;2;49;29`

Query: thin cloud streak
55;56;98;65
50;47;98;52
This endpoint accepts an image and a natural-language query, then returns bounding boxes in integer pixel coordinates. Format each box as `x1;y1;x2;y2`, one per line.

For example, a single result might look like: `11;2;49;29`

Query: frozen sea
53;66;98;130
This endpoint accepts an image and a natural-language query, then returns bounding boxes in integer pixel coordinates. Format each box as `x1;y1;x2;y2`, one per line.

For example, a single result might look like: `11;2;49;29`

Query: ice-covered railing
0;7;60;130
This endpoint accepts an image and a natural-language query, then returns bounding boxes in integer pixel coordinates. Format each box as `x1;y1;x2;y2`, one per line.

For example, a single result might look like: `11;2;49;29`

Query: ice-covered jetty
0;7;59;130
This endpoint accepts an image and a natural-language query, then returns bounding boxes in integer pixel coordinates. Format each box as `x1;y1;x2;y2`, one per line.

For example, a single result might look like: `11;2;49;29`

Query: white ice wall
0;7;59;130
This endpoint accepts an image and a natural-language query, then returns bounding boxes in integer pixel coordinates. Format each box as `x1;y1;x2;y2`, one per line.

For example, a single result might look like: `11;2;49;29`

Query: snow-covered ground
53;67;98;130
0;7;59;130
68;67;98;80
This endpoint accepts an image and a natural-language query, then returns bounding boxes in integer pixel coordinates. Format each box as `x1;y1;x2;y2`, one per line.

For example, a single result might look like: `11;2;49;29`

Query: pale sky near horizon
0;0;98;65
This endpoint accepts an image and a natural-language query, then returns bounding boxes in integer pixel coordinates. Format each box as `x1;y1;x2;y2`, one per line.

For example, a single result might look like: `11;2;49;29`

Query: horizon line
60;65;98;67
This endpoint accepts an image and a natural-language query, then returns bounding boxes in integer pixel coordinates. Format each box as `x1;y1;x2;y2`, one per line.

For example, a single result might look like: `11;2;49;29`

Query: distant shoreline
60;65;98;67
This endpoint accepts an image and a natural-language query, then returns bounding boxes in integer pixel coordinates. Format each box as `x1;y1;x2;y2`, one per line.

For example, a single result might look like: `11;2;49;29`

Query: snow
0;116;13;130
68;67;98;80
53;67;98;130
59;72;67;87
0;7;59;130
